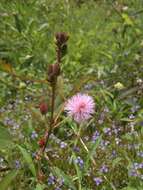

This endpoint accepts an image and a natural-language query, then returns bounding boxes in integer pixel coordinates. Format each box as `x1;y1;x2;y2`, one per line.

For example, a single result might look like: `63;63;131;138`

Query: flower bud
39;102;48;115
38;138;46;147
47;64;60;82
114;82;124;90
55;32;69;47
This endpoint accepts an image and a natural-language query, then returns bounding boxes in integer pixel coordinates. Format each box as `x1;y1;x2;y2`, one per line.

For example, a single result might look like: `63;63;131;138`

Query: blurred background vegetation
0;0;143;81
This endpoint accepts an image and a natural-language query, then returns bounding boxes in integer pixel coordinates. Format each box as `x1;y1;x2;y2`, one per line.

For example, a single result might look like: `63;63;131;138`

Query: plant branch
0;70;48;84
42;82;56;152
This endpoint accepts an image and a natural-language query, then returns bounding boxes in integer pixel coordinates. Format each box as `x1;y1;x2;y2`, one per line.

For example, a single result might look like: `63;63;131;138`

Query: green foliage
0;0;143;189
52;167;76;190
0;170;18;190
0;124;13;149
17;145;36;177
35;184;46;190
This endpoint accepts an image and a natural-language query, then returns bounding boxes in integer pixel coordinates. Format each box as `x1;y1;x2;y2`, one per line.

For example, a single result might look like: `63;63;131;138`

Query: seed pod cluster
47;63;60;83
47;32;69;83
55;32;69;47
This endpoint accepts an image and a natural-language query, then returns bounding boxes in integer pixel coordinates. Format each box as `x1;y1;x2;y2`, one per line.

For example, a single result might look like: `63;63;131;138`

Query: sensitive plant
65;93;95;123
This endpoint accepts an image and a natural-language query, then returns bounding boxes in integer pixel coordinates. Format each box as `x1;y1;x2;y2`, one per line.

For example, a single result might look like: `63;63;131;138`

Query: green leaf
112;157;122;168
17;145;36;177
98;51;113;60
72;153;82;190
35;184;46;190
103;175;117;190
0;170;18;190
118;87;138;100
84;135;102;171
121;187;141;190
122;133;133;141
0;124;13;149
14;14;22;33
88;135;102;157
52;166;76;190
122;13;134;26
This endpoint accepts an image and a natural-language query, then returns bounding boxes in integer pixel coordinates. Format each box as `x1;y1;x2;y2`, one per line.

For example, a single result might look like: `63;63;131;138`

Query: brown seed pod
55;32;69;47
39;102;48;115
47;64;60;82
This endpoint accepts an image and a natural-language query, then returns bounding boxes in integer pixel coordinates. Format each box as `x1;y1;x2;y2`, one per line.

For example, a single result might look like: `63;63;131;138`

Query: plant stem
73;123;96;167
56;43;61;64
42;82;56;152
73;123;82;148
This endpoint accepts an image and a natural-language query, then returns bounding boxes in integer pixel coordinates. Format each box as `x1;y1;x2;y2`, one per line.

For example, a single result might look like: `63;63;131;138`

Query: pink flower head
65;93;95;123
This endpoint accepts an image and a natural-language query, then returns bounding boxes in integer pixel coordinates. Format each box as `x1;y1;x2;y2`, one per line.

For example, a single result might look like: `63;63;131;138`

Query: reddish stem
42;82;56;152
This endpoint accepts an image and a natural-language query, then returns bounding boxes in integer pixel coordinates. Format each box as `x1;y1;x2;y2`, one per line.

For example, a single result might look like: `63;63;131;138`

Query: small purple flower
138;163;143;169
92;130;100;142
103;128;112;136
129;169;138;177
111;150;117;157
133;163;140;170
129;114;135;119
93;177;103;186
15;160;21;169
73;146;80;152
137;151;143;158
100;140;110;150
4;117;14;126
100;165;108;173
129;162;143;178
60;141;67;148
31;131;38;139
75;156;84;168
48;174;56;185
13;123;20;130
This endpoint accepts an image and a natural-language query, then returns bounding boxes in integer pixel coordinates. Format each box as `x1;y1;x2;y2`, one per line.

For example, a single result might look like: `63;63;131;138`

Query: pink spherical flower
65;93;95;123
